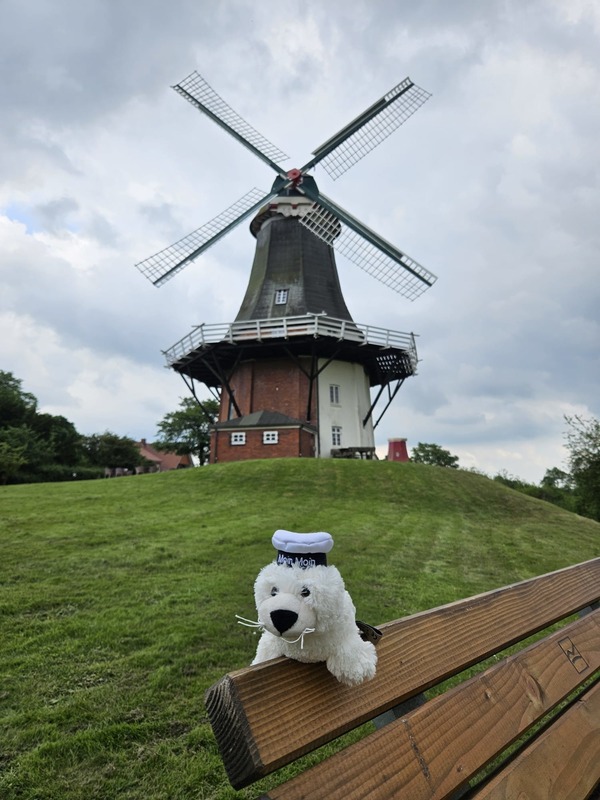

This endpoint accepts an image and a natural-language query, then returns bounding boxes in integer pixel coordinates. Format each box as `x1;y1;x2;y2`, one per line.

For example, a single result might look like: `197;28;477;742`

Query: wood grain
263;610;600;799
469;679;600;800
205;557;600;788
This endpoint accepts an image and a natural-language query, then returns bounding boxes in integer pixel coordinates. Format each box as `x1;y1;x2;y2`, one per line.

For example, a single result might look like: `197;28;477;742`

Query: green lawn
1;459;598;799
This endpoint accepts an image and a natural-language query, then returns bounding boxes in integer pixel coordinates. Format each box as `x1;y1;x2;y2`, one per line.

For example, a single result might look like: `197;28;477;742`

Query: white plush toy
237;530;380;686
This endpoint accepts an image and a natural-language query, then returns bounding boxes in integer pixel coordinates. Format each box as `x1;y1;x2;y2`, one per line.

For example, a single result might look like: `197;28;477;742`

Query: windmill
137;71;437;463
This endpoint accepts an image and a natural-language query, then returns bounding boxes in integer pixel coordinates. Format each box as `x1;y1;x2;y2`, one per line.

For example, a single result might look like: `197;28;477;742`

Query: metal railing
163;313;417;367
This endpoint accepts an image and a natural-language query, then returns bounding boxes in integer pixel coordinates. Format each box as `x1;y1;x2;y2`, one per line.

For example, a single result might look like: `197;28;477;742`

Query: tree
155;397;219;466
0;372;90;482
82;432;144;471
541;467;573;491
0;370;37;426
564;414;600;521
0;424;53;477
30;413;82;465
493;469;530;490
411;442;459;468
0;439;27;484
535;467;576;513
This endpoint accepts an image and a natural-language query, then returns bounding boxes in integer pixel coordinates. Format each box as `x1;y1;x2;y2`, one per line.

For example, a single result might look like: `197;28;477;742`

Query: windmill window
231;432;246;446
263;431;279;445
332;426;342;447
275;289;289;305
329;384;340;405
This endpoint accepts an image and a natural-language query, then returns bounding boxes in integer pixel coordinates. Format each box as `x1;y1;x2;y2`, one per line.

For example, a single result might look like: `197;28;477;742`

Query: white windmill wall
316;360;375;457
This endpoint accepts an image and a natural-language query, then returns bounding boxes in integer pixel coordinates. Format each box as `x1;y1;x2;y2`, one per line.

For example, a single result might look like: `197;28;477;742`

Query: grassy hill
1;459;598;799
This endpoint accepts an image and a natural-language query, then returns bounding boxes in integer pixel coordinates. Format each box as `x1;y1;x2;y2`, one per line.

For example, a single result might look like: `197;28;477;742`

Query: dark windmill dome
237;190;351;323
135;70;439;463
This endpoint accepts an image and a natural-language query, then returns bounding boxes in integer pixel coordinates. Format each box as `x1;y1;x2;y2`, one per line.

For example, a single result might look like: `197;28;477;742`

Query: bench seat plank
469;679;600;800
261;609;600;799
205;558;600;788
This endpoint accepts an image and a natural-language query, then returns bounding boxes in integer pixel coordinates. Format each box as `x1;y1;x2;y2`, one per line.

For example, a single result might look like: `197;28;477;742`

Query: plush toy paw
326;638;378;686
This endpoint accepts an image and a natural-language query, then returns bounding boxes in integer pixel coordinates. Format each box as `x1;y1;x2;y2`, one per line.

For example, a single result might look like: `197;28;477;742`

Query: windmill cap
272;530;334;568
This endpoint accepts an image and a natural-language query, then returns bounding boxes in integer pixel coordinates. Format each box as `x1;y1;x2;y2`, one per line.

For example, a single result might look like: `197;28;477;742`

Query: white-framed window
332;426;342;447
329;384;340;405
263;431;279;445
231;432;246;446
274;288;289;305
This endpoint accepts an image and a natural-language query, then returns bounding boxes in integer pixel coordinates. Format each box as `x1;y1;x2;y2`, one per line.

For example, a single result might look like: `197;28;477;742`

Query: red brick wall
211;427;315;463
299;428;316;458
218;357;316;423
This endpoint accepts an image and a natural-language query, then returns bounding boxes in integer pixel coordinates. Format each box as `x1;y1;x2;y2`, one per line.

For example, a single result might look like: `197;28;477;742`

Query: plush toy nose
270;609;298;634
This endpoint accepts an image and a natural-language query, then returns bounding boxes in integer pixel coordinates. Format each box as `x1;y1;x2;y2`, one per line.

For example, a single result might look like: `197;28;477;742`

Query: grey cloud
85;213;121;247
33;197;79;233
140;202;184;240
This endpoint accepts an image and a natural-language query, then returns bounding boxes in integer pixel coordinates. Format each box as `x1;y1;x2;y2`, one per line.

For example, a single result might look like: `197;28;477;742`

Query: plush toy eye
270;587;279;596
300;587;311;598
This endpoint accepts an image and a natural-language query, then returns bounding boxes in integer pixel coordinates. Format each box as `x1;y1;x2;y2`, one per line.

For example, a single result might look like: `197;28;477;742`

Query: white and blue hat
272;530;334;569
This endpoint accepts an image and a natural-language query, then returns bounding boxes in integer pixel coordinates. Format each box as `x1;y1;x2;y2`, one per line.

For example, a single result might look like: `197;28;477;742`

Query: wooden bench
206;557;600;798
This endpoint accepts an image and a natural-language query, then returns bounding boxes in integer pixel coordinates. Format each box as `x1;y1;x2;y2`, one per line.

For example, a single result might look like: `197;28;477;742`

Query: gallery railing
163;313;417;370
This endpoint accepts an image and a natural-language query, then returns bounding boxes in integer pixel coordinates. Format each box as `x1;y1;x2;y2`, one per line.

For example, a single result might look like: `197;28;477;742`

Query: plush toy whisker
280;627;316;649
236;615;315;650
235;614;265;631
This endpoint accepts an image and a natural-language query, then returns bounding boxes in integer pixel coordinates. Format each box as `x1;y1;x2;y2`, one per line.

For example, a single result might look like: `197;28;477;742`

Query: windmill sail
308;78;431;180
138;69;436;297
298;195;437;300
173;71;288;172
136;188;277;286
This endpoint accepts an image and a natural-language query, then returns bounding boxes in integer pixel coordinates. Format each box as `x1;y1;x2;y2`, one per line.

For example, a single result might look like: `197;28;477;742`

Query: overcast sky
1;0;598;482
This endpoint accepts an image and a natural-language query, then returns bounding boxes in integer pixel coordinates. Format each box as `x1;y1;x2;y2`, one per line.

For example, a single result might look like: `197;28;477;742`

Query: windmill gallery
137;71;438;464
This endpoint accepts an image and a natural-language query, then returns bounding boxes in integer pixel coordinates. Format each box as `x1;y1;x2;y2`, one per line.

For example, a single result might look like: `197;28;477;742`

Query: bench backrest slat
263;609;600;799
470;678;600;799
206;558;600;788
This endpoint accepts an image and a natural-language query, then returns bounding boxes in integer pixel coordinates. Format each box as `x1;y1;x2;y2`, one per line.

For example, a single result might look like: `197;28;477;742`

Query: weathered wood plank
469;678;600;800
205;557;600;788
262;609;600;800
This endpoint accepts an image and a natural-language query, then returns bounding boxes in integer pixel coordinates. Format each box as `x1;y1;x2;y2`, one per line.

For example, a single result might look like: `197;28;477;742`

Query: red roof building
136;439;193;473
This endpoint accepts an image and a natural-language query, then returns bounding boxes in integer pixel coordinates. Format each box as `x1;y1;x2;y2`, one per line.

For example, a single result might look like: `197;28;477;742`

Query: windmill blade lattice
299;200;436;300
173;71;288;170
136;188;275;287
137;69;437;298
310;78;431;180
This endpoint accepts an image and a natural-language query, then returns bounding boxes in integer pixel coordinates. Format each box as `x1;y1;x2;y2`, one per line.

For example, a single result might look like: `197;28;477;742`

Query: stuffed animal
237;530;380;686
